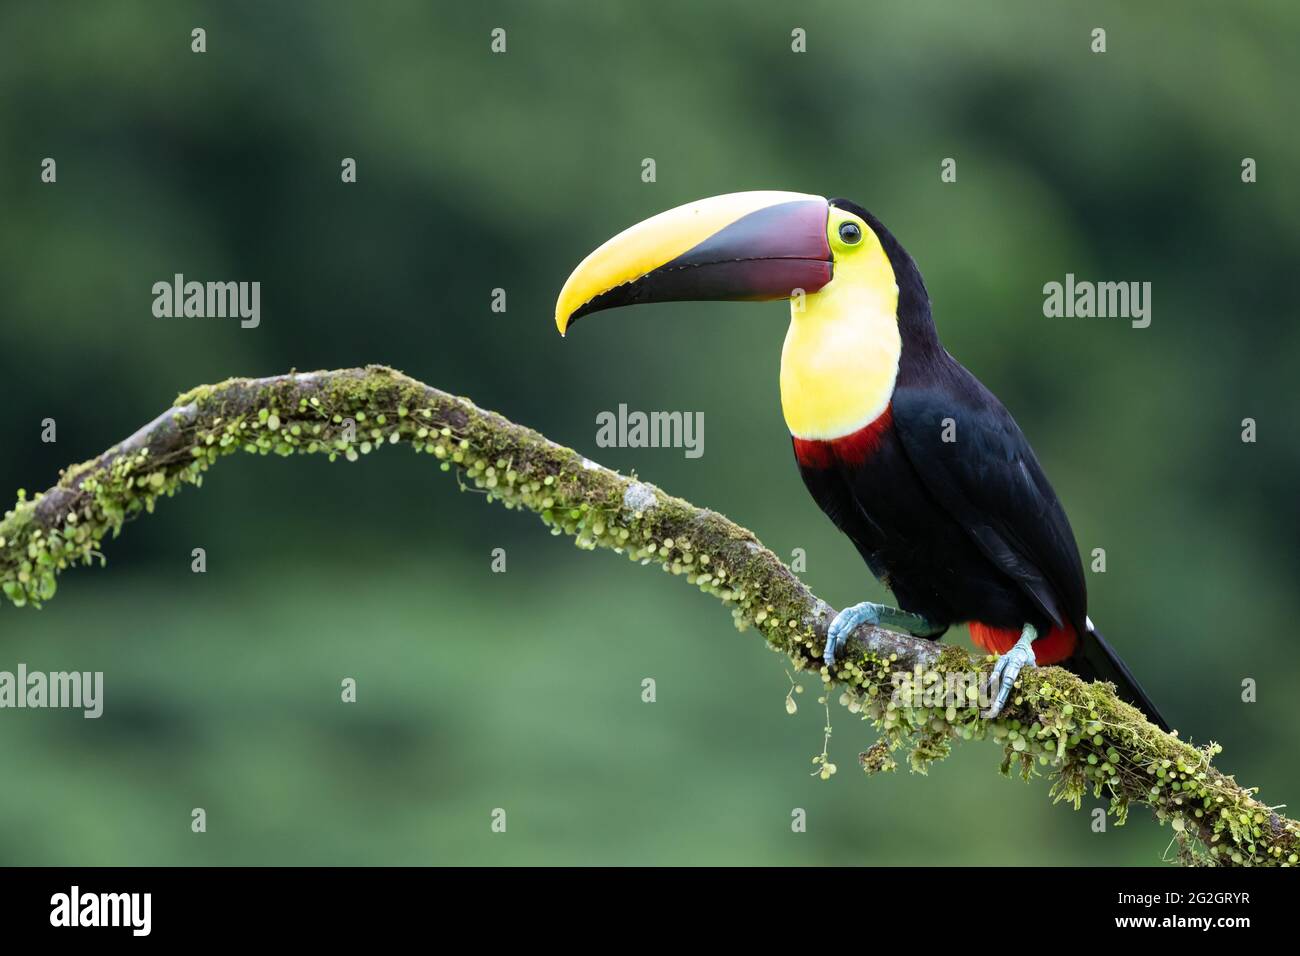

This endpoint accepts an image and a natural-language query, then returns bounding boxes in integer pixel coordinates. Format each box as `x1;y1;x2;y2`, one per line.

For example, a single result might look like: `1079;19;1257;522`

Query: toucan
554;191;1169;730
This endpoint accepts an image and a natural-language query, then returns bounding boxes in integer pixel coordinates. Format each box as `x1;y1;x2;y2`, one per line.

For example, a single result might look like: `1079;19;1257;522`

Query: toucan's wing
890;360;1086;632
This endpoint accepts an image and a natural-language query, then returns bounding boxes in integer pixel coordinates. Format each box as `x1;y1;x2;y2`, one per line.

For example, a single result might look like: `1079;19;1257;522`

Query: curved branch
1;365;1293;866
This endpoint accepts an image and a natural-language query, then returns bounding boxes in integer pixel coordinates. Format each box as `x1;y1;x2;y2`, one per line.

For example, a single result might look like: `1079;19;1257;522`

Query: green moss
3;364;1295;867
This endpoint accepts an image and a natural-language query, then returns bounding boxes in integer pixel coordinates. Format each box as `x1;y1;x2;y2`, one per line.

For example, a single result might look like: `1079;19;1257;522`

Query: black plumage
796;200;1168;730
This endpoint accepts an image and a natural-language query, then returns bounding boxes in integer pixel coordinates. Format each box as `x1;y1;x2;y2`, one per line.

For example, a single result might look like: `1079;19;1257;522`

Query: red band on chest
793;405;894;469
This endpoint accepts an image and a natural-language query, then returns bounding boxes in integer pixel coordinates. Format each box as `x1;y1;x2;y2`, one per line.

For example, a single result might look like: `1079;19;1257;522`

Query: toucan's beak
555;191;832;335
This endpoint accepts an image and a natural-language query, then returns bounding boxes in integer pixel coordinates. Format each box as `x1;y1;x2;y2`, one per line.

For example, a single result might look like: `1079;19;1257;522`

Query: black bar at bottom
0;865;1286;939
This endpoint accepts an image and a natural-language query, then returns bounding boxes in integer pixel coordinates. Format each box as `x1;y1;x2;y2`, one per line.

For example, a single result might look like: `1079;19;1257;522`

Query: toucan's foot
825;602;883;666
981;624;1038;719
824;602;941;667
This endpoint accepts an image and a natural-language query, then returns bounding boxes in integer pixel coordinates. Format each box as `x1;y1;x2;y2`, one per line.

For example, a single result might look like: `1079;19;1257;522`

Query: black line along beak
555;192;832;334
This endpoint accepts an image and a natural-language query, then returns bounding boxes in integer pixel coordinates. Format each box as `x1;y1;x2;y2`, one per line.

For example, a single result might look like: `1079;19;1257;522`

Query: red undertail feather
793;405;894;469
969;621;1078;666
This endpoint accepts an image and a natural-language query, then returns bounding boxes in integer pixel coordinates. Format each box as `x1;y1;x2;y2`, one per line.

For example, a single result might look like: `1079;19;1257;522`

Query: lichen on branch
0;365;1294;866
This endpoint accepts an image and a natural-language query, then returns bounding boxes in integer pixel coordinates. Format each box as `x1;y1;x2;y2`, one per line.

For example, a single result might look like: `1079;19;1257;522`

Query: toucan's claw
824;601;943;667
824;601;885;667
981;625;1038;718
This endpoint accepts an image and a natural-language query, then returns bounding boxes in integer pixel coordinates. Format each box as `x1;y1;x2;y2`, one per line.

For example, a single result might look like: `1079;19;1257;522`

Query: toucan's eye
838;221;862;244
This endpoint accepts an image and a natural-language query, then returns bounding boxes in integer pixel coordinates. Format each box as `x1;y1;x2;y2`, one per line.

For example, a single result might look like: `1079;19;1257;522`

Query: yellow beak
555;191;832;335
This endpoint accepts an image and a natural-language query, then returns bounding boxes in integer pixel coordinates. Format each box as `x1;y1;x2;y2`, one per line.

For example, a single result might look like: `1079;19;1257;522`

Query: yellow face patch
779;208;901;440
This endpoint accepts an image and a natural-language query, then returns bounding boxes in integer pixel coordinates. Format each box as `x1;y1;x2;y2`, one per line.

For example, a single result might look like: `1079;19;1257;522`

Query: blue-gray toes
982;624;1038;718
823;601;885;667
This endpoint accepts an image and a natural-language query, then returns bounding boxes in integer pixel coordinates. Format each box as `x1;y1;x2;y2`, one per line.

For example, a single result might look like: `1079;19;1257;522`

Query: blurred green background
1;0;1297;865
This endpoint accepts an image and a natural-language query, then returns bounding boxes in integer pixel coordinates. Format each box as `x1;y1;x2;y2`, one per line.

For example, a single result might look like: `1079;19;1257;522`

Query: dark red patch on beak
571;199;832;325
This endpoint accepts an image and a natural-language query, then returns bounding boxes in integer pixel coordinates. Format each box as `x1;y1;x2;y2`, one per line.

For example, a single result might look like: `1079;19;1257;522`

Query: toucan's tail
1070;622;1170;733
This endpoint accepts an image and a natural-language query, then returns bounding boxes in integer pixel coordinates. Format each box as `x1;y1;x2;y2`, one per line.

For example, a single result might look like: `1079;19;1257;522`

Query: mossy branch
1;365;1293;866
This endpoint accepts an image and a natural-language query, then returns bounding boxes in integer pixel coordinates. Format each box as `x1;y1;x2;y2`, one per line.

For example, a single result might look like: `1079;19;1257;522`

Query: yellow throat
779;218;901;440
